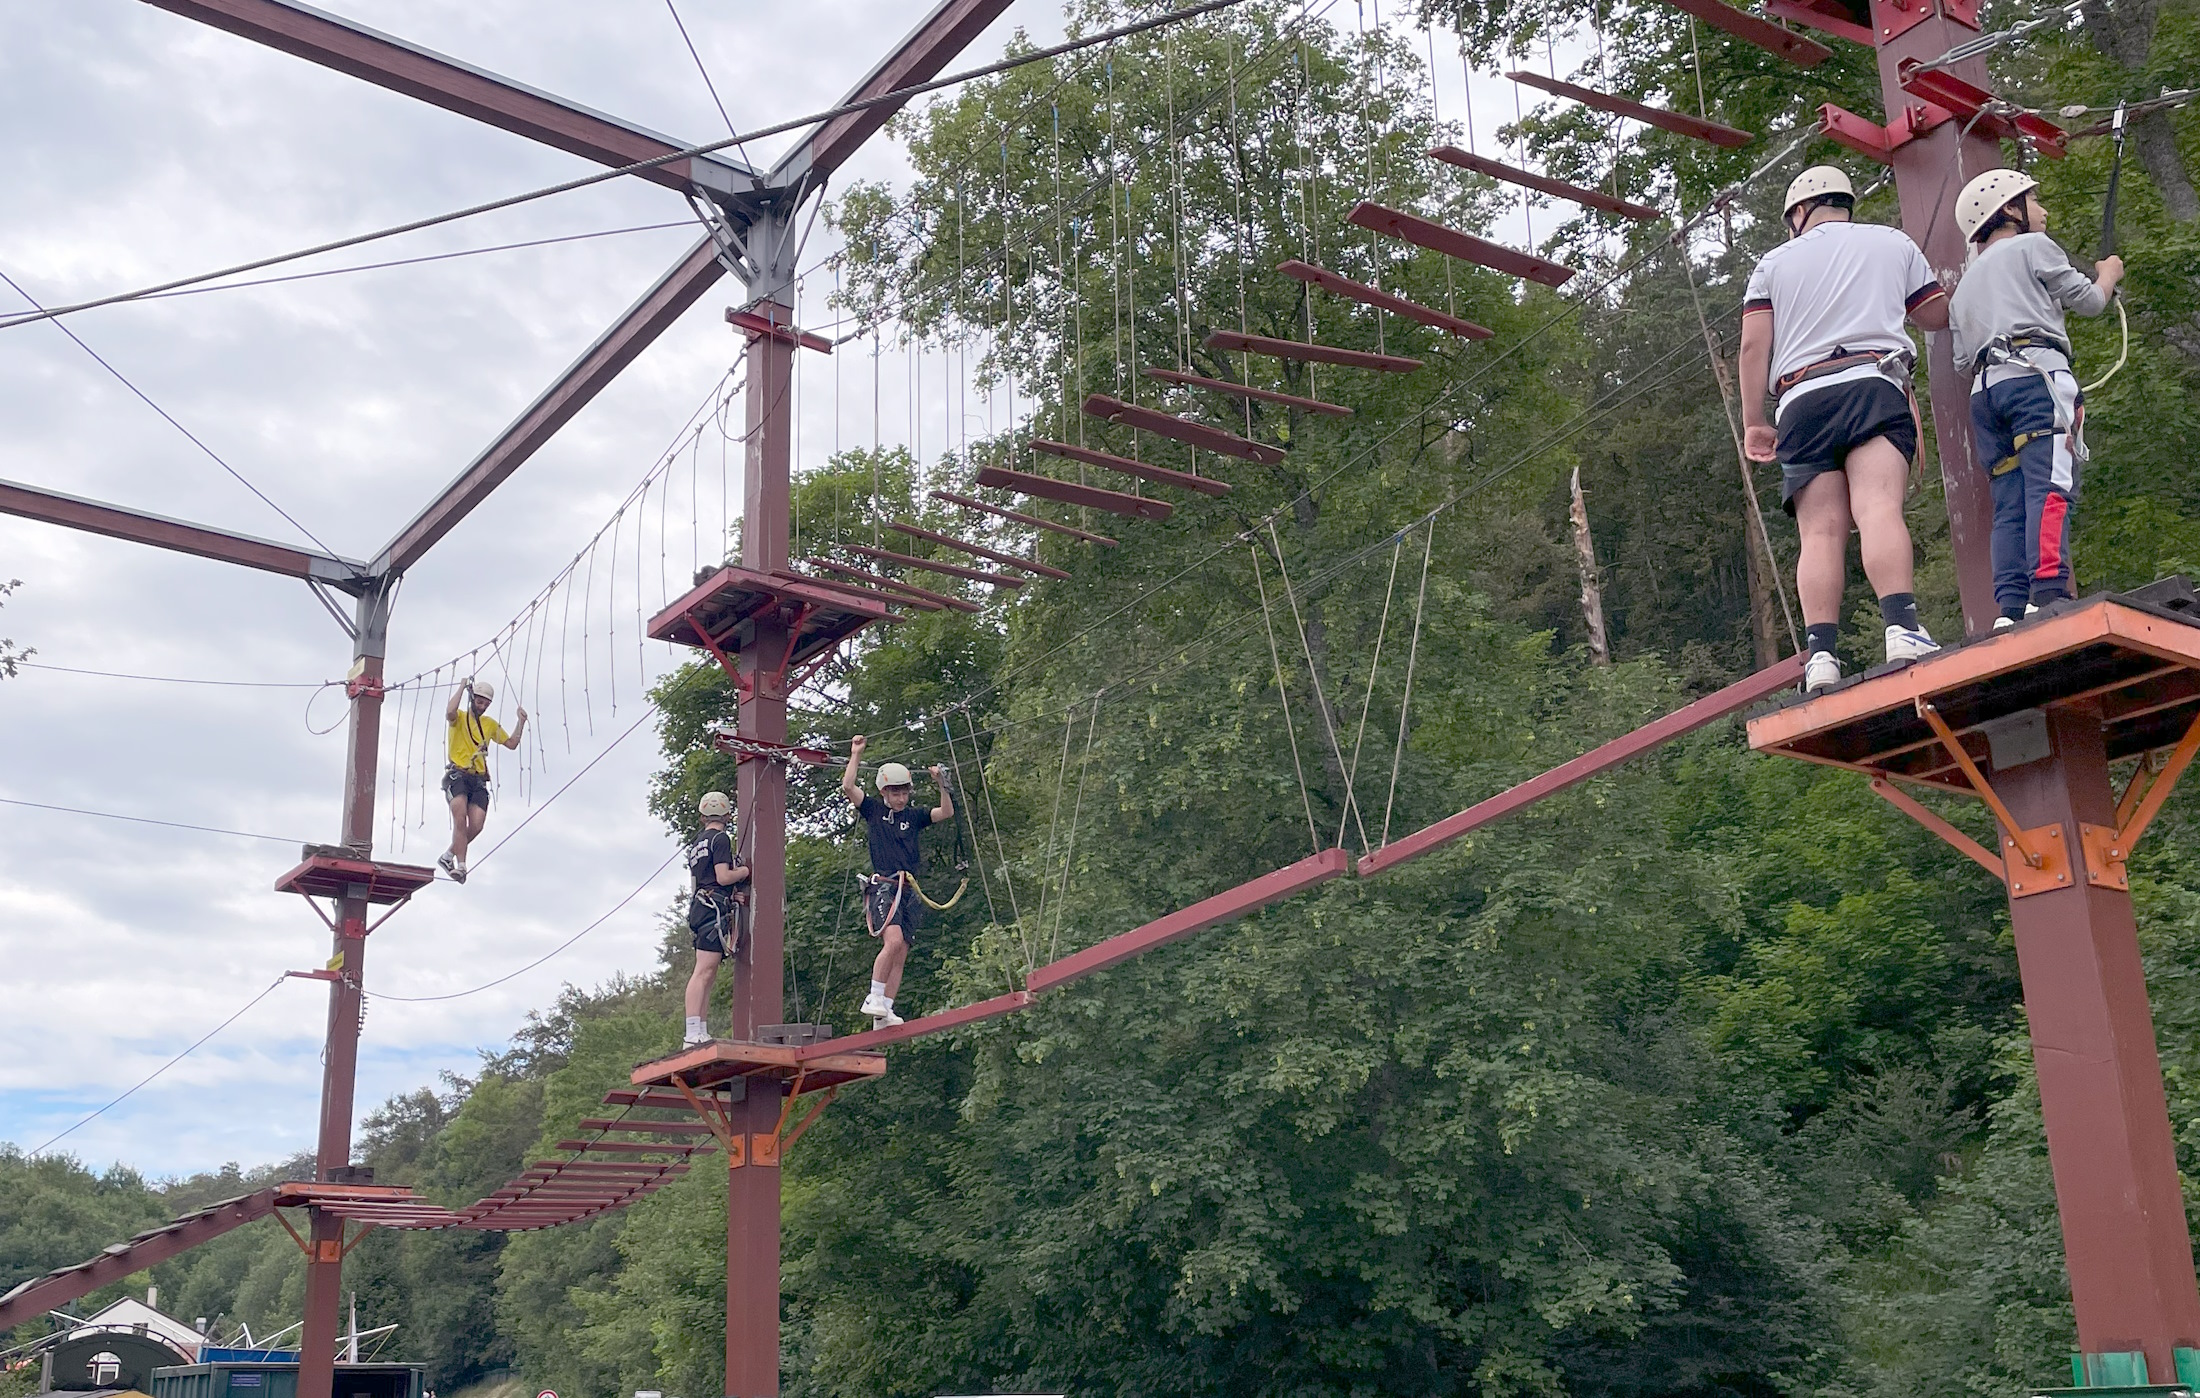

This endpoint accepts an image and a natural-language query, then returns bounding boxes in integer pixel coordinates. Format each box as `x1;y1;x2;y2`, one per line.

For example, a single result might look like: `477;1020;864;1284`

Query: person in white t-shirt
1739;166;1952;695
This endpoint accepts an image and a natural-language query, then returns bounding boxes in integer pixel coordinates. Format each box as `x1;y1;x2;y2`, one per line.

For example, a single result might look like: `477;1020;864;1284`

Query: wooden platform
275;852;436;903
1747;591;2200;790
646;565;901;671
631;1038;887;1095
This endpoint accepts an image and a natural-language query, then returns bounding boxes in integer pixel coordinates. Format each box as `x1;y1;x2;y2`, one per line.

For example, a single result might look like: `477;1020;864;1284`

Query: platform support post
300;577;395;1398
1999;701;2200;1381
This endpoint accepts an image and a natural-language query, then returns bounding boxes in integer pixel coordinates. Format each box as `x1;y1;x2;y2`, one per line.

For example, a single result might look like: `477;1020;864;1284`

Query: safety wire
1048;691;1103;966
1248;539;1323;853
940;714;1018;988
1269;519;1369;853
1338;531;1404;850
1381;521;1434;847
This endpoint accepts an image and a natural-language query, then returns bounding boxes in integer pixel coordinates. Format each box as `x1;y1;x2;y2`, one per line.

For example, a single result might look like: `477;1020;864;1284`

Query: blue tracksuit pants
1971;369;2083;616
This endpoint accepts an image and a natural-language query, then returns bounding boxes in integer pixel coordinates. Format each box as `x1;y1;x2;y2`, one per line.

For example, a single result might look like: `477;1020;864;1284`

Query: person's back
1752;221;1942;398
1951;231;2108;381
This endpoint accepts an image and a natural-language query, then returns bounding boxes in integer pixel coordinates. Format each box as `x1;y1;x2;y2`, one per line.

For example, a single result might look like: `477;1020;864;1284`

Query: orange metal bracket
779;1086;838;1154
1916;700;2046;867
273;1208;311;1256
1869;778;2004;879
338;1223;376;1258
2078;710;2200;889
2003;823;2074;897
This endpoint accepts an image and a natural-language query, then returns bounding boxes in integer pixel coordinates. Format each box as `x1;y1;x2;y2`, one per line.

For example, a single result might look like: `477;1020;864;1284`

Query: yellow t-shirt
448;710;510;774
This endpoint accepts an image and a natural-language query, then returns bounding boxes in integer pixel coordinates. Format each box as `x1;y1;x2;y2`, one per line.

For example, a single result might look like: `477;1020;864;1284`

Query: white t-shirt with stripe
1743;220;1943;420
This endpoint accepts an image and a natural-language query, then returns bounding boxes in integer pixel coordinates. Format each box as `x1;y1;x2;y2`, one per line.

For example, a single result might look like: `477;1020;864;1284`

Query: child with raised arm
841;734;952;1029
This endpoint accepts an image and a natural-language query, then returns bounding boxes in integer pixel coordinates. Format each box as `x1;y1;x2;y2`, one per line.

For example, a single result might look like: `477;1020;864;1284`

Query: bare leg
466;806;488;845
873;927;910;999
1793;470;1857;628
447;794;472;861
1843;437;1916;599
685;950;723;1021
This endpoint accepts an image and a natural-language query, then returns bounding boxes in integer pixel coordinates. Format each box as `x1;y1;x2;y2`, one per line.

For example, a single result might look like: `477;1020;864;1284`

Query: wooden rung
888;520;1072;579
1507;70;1754;149
1657;0;1832;66
1030;438;1232;498
930;489;1118;547
1275;260;1494;338
1141;367;1353;417
1081;394;1286;466
1346;202;1577;287
802;560;979;612
1426;148;1662;222
842;542;1026;588
782;569;930;612
1201;330;1421;374
794;562;946;611
974;466;1174;522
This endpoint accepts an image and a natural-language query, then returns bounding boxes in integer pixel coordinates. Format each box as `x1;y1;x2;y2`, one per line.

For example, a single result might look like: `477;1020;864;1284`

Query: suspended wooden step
1142;367;1353;417
1202;329;1422;374
1031;437;1233;497
975;466;1175;522
1426;147;1661;222
931;488;1119;547
887;520;1072;579
1657;0;1832;66
1346;202;1577;288
1082;394;1286;466
1507;70;1754;149
842;542;1026;588
1276;260;1494;338
795;563;948;611
649;566;902;679
275;849;436;904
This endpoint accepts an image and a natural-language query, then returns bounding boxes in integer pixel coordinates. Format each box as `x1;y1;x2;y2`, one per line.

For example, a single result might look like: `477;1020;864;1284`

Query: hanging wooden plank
1031;437;1233;498
1507;70;1755;148
1141;367;1354;417
843;542;1026;588
1346;202;1578;287
794;562;947;611
974;466;1175;522
1426;147;1662;222
1082;394;1287;466
888;520;1072;579
803;558;978;612
931;488;1119;547
1276;259;1495;338
1656;0;1833;65
1202;329;1422;373
777;568;931;613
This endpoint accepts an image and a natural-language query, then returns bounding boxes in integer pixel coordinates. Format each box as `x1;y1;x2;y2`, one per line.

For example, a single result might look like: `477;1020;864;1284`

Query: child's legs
466;804;488;840
2025;374;2083;604
447;793;473;858
1974;387;2032;615
685;950;723;1019
871;927;909;997
1845;437;1916;600
1792;470;1854;627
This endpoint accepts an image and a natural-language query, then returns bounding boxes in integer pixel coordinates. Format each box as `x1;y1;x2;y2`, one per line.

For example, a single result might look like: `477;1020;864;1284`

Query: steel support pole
299;578;395;1398
727;288;795;1398
1998;703;2200;1379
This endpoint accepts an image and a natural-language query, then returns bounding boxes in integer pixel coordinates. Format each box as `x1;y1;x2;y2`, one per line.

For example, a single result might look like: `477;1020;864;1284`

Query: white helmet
1957;169;2040;243
467;677;494;701
875;761;913;791
1783;165;1854;215
697;791;732;819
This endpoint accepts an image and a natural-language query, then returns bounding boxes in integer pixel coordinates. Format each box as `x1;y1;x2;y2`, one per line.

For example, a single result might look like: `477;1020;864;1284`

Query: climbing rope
1249;539;1324;853
1338;533;1405;851
1381;522;1435;847
1269;519;1369;852
1048;691;1104;965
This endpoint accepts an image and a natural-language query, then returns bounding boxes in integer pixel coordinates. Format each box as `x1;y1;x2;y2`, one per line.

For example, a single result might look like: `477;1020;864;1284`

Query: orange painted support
1426;147;1661;222
975;466;1175;521
1346;202;1577;287
1656;0;1833;65
1203;330;1422;373
1508;70;1755;148
932;488;1119;546
1142;367;1354;417
1082;395;1287;466
1277;259;1496;337
1031;438;1233;497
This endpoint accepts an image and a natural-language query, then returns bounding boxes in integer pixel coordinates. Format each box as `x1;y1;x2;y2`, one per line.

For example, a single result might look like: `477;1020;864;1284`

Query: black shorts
1776;377;1919;514
442;765;491;810
864;874;923;943
690;893;744;956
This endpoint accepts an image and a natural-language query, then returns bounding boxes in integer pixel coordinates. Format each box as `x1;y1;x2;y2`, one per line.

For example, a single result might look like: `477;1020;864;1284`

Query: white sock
870;980;887;998
685;1016;707;1038
880;996;894;1012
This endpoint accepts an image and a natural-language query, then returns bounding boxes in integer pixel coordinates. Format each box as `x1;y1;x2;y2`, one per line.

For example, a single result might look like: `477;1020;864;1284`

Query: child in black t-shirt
841;734;953;1028
682;790;750;1047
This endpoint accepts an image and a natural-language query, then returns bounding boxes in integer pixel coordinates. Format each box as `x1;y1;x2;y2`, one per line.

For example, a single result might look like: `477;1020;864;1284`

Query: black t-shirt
689;827;737;899
857;795;932;876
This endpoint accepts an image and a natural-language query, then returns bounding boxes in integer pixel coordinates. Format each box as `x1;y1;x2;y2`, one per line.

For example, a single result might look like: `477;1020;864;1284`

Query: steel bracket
1870;0;1935;44
2080;821;2130;890
2004;823;2074;897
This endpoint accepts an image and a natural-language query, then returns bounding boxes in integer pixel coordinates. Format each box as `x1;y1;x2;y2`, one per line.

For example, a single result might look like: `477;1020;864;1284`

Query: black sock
2002;604;2028;622
1805;623;1840;657
2031;582;2071;607
1879;592;1920;631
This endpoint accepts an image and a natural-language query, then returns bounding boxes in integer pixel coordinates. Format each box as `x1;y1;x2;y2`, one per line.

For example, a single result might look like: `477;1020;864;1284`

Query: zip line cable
16;661;333;689
664;0;741;140
0;796;304;846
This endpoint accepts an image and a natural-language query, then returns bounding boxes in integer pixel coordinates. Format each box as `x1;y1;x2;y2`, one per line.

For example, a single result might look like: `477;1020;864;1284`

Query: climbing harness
860;869;967;933
1976;333;2089;466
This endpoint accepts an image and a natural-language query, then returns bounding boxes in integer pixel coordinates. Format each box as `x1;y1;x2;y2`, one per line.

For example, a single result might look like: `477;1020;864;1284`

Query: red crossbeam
932;488;1119;546
552;1139;704;1154
575;1118;717;1134
1028;848;1352;991
1508;70;1755;148
888;520;1072;579
1356;654;1804;876
726;306;833;354
1202;330;1422;373
602;1089;718;1108
777;569;924;614
1082;395;1286;466
1425;148;1661;222
975;467;1175;522
0;1190;281;1331
1276;260;1496;337
800;991;1038;1057
1346;202;1578;287
843;542;1027;588
1142;367;1353;416
1030;438;1233;497
1656;0;1833;65
803;559;979;613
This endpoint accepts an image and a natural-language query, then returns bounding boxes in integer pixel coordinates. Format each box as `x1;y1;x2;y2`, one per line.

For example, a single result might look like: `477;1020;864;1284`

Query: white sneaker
437;851;458;879
859;991;891;1019
1803;651;1841;695
682;1017;710;1048
1884;625;1940;663
1992;616;2016;631
871;1010;905;1029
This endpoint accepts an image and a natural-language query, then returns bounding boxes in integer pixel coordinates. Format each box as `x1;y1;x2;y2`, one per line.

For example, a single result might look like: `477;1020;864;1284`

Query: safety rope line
955;707;1032;977
1031;704;1078;956
1269;520;1368;853
1250;540;1323;854
941;717;1005;942
1337;532;1404;852
1048;691;1104;965
1381;521;1435;847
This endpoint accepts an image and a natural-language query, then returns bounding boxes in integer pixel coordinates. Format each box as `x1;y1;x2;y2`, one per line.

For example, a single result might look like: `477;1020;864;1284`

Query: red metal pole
728;297;795;1398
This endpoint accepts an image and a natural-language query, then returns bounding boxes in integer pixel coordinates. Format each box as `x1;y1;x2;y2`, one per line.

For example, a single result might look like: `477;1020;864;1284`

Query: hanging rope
1337;532;1405;851
1032;703;1080;944
1249;539;1323;853
1381;521;1435;847
1048;690;1104;965
954;707;1032;976
1268;520;1368;852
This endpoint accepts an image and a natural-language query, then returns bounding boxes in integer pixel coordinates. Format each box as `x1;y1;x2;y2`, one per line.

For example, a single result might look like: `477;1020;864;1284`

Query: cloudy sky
0;0;1545;1184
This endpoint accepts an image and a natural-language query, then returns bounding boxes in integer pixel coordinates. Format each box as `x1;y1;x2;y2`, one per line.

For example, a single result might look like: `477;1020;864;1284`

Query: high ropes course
6;0;2200;1393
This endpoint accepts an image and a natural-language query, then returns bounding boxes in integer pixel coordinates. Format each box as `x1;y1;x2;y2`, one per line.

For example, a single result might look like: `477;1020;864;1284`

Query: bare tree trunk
1742;511;1782;669
2083;0;2198;220
1569;467;1612;666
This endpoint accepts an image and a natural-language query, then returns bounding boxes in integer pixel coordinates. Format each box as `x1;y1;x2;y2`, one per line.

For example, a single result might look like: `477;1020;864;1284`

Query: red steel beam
1030;438;1233;498
1425;148;1662;222
602;1089;718;1108
0;477;366;585
800;991;1038;1057
1027;848;1352;992
1276;259;1497;336
0;1190;279;1331
1357;654;1803;876
138;0;757;196
551;1139;704;1154
1202;330;1423;373
888;520;1072;579
1346;202;1578;287
803;559;979;613
932;489;1119;546
1508;70;1755;148
1083;394;1286;466
372;238;725;575
1656;0;1834;65
1142;367;1354;417
794;566;944;612
843;542;1026;588
975;467;1174;522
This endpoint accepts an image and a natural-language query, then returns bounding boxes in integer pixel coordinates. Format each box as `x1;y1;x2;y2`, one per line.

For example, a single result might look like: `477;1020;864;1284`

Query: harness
1974;333;2086;471
861;869;968;933
1773;344;1917;399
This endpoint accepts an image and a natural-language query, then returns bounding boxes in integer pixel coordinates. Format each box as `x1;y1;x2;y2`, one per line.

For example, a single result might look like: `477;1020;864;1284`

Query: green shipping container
152;1362;424;1398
